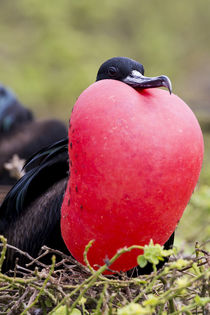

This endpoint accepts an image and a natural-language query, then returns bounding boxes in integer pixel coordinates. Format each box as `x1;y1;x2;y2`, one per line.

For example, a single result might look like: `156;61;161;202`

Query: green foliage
194;295;210;307
51;305;81;315
118;303;151;315
137;240;174;268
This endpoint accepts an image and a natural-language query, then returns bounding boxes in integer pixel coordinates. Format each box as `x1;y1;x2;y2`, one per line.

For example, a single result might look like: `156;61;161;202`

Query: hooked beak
123;70;172;94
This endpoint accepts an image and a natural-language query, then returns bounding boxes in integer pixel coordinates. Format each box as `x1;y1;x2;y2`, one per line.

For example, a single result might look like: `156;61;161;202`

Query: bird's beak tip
161;75;172;95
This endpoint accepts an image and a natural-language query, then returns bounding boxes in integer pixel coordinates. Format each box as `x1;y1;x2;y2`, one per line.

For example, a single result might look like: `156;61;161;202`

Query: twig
0;236;7;272
20;255;56;315
8;288;30;315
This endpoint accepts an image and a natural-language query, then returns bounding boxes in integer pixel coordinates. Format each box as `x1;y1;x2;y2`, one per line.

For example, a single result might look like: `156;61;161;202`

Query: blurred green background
0;0;209;250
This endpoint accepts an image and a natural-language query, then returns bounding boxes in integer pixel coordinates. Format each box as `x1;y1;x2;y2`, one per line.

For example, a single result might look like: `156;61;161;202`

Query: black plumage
0;84;68;185
0;58;174;275
0;139;69;271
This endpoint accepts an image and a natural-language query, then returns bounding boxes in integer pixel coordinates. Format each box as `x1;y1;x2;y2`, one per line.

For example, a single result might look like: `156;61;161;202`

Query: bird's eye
108;66;117;77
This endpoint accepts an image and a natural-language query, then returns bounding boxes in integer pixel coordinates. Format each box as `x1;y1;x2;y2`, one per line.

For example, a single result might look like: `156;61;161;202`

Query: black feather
24;138;68;171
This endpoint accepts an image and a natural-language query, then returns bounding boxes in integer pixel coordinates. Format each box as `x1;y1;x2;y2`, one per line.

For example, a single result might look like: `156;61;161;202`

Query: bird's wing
0;138;69;233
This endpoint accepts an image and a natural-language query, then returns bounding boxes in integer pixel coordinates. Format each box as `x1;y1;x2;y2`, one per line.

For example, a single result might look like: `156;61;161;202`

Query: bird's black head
0;84;33;133
96;57;172;94
96;57;145;81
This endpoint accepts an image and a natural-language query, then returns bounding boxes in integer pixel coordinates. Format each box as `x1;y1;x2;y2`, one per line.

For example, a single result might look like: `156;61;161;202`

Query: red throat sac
61;80;204;272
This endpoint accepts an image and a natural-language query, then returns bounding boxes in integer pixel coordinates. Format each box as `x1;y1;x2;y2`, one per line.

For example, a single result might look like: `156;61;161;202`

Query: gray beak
123;70;172;94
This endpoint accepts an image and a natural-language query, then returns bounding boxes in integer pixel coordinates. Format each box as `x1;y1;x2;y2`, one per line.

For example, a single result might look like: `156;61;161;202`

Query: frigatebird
0;57;174;275
0;84;67;185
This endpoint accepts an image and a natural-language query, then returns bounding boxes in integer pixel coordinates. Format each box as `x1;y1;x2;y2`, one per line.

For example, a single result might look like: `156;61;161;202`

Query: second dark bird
0;84;67;185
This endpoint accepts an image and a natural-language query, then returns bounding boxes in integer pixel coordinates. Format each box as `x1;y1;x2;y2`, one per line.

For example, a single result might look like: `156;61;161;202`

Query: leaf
51;305;81;315
45;298;53;308
140;239;174;266
117;302;151;315
143;294;159;306
137;255;147;268
194;295;210;306
170;258;190;270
